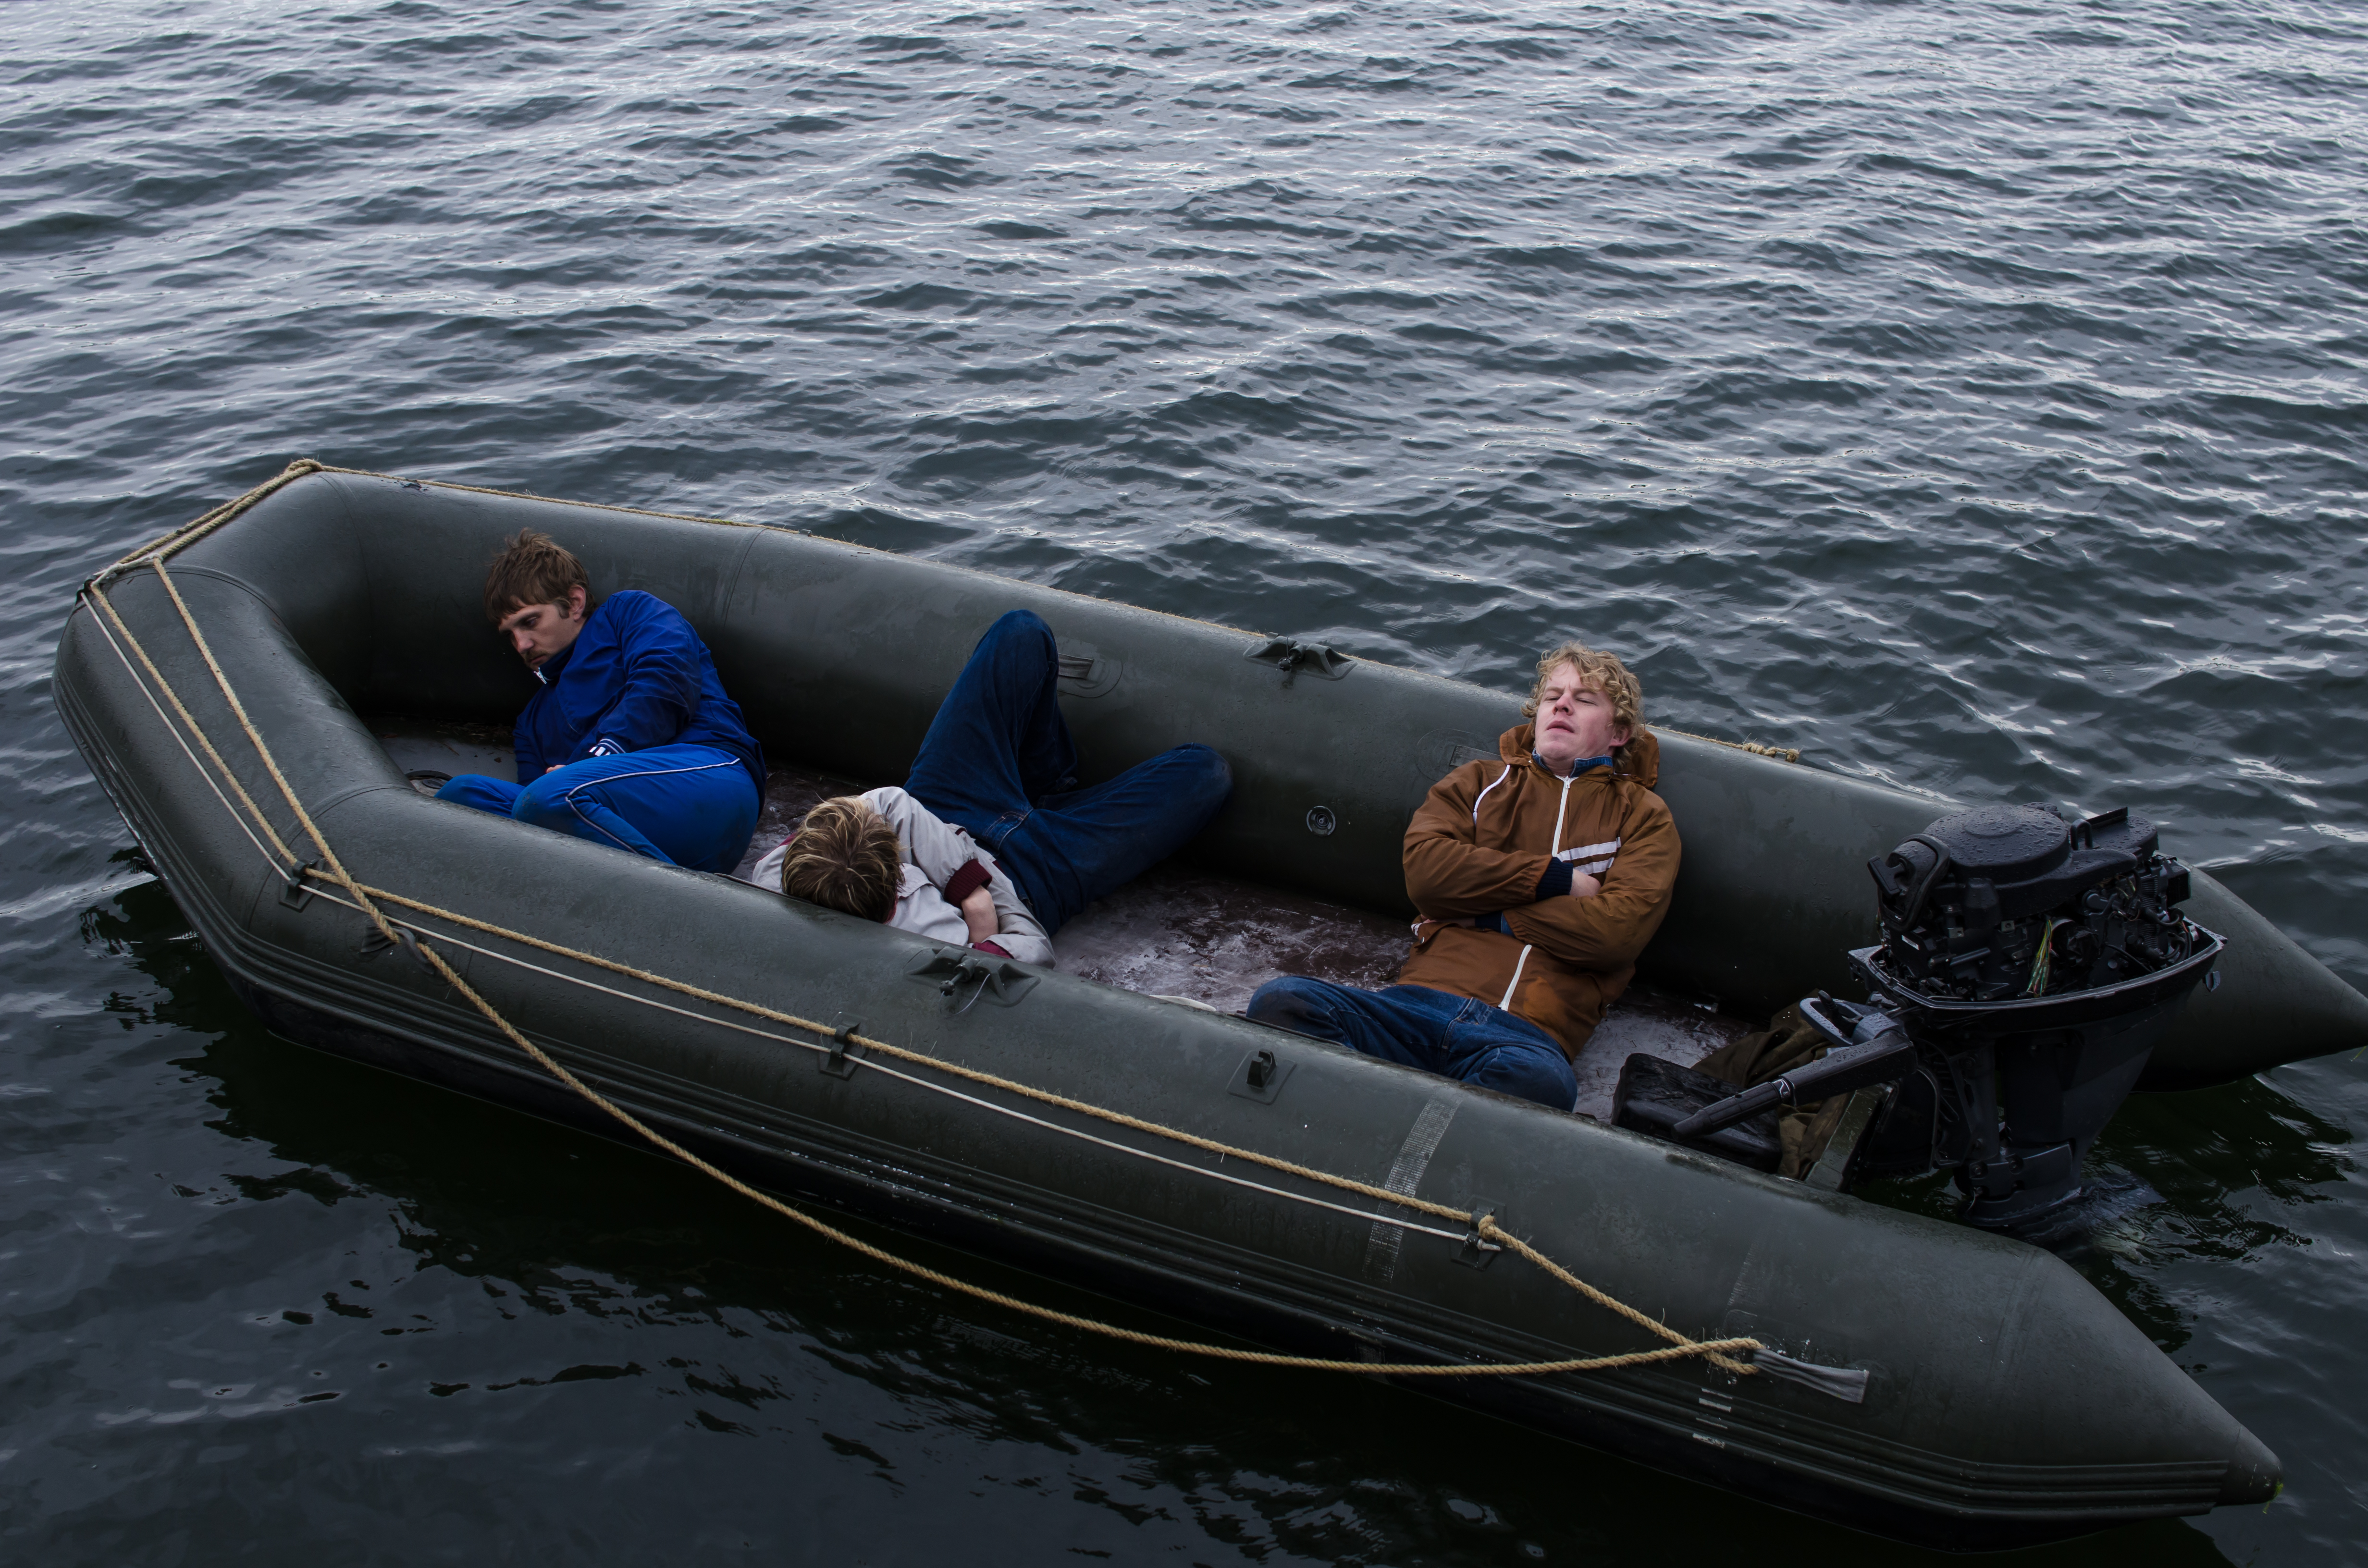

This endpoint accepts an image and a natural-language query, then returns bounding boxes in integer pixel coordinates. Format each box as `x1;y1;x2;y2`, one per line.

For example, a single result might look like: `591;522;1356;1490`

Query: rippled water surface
7;2;2368;1561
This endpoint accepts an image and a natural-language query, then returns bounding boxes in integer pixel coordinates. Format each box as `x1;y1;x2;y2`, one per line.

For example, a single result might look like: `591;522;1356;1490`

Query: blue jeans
1246;980;1579;1112
904;609;1233;934
438;743;760;873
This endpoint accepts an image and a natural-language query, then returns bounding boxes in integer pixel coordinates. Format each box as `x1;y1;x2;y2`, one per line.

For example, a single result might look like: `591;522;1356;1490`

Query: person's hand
1567;872;1603;899
958;883;997;943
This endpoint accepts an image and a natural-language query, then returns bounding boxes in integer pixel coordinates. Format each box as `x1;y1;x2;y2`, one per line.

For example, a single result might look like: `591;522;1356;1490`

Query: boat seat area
375;720;1742;1119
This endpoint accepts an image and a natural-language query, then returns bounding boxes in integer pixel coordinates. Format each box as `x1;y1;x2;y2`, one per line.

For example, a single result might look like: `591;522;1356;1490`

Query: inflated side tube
54;471;2302;1546
123;470;2368;1086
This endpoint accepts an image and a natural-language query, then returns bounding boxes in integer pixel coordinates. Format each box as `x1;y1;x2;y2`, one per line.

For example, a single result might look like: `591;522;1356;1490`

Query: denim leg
1249;981;1577;1111
437;773;523;817
509;745;760;872
903;610;1079;841
1442;1000;1580;1111
1246;979;1464;1070
996;743;1233;932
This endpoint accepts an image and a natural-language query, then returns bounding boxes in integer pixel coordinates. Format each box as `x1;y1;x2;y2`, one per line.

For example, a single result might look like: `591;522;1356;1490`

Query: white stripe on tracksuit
559;754;742;855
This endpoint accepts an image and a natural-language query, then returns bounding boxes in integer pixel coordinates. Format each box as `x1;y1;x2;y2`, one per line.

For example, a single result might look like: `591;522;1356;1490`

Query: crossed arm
953;882;999;944
1402;770;1679;972
872;787;1052;963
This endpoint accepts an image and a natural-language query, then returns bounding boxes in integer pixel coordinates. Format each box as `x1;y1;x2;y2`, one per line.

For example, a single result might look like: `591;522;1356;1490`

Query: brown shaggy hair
482;528;591;625
1522;641;1644;739
777;798;902;923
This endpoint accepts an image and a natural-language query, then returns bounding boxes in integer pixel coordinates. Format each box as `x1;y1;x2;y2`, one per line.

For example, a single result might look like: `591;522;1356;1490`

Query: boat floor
375;722;1746;1120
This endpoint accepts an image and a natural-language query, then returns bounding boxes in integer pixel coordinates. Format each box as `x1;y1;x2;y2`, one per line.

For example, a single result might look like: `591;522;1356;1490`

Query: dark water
7;2;2367;1560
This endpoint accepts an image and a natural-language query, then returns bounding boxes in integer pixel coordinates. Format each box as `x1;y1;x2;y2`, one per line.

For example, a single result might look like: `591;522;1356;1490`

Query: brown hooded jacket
1396;724;1680;1058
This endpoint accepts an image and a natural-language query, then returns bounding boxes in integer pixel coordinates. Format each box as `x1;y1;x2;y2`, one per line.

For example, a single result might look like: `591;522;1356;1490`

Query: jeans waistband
1456;992;1555;1042
980;806;1032;854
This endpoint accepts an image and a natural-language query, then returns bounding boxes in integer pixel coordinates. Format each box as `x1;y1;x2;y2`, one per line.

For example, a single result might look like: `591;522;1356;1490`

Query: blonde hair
778;798;901;923
1523;642;1643;736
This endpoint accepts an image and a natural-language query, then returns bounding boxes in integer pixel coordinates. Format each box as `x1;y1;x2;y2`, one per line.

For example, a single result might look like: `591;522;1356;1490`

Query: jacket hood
1499;723;1661;790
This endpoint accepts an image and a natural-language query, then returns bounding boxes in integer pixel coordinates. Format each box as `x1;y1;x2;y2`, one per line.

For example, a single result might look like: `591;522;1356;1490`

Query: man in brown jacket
1247;642;1680;1110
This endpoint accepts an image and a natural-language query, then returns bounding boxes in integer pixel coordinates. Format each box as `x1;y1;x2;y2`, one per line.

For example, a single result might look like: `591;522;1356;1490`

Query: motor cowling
1868;804;2197;1003
1615;800;2223;1235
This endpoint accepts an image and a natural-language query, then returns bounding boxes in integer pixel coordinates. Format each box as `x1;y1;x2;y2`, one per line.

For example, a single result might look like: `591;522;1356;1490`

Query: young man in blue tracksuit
436;529;765;873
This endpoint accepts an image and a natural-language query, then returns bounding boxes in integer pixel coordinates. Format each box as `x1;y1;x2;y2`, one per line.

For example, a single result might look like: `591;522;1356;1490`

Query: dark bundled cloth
1697;1004;1852;1180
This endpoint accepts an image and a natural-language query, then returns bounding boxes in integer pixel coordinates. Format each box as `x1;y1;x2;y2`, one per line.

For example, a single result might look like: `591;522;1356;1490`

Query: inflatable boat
58;463;2357;1548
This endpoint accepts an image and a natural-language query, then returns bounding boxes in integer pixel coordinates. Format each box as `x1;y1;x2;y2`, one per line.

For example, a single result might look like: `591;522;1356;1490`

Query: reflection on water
1856;1077;2355;1357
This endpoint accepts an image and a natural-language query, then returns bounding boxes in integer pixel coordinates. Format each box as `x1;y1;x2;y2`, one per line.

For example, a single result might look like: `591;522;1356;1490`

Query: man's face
1533;662;1629;774
498;585;587;672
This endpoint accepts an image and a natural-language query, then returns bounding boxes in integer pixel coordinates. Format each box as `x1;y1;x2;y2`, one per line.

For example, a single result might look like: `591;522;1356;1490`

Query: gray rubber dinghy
62;462;2356;1548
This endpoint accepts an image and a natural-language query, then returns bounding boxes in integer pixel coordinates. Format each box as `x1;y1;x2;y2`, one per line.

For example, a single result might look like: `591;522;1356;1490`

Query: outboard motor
1616;804;2222;1231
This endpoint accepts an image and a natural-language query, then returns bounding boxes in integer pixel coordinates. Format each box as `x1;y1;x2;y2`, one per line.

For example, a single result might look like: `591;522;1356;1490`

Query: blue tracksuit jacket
513;590;765;793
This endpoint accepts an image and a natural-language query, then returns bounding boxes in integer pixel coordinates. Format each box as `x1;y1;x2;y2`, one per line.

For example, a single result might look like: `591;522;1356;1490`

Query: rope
84;484;1765;1382
307;870;1751;1373
86;588;299;866
262;858;1490;1242
98;459;328;585
1661;726;1801;765
95;458;753;588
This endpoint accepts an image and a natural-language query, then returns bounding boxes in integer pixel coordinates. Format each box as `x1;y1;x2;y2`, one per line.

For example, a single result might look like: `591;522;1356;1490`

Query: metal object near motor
1625;803;2224;1232
1867;803;2198;1004
1838;927;2221;1228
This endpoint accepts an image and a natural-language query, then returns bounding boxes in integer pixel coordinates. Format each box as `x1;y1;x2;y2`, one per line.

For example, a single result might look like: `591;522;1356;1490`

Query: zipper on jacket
1471;762;1512;824
1499;768;1577;1013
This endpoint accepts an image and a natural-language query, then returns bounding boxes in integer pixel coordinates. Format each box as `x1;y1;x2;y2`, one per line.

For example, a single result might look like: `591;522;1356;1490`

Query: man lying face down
436;530;765;873
747;791;1053;967
744;607;1233;956
1248;643;1681;1111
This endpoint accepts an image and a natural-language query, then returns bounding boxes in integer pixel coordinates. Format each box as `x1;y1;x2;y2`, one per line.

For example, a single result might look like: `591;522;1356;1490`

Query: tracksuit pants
438;744;759;874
